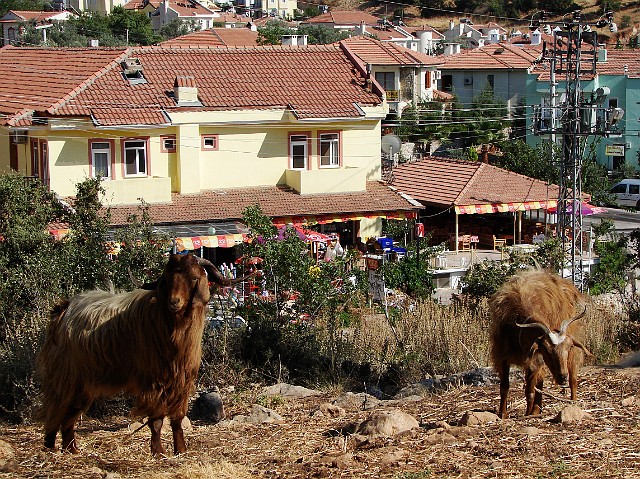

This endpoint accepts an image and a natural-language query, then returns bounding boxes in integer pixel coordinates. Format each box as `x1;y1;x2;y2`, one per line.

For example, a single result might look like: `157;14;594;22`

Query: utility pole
531;11;622;289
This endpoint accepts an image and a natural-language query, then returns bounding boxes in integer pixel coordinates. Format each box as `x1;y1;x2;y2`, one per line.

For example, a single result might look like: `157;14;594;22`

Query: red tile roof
165;0;218;16
107;181;420;226
0;46;128;126
123;0;158;10
0;44;382;126
2;10;64;22
438;43;541;70
159;27;258;47
531;49;640;80
341;35;443;66
389;157;559;208
305;10;381;26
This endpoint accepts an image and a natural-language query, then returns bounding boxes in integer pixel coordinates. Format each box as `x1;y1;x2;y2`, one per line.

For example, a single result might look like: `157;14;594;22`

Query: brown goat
489;269;592;419
37;254;246;455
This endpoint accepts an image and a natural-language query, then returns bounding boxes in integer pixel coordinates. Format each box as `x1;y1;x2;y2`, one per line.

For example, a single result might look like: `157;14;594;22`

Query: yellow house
0;43;419;245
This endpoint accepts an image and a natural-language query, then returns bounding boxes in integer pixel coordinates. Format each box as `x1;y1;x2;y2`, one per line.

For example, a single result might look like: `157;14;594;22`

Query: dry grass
1;364;639;479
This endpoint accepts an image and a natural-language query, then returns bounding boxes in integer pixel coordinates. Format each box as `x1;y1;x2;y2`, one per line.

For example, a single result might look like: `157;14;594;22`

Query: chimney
174;76;201;106
449;19;454;30
443;43;460;55
355;20;366;36
597;47;607;63
530;29;541;45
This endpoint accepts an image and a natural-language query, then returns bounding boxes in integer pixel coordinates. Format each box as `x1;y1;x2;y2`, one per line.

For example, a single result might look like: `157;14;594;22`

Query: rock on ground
262;383;322;398
355;408;419;437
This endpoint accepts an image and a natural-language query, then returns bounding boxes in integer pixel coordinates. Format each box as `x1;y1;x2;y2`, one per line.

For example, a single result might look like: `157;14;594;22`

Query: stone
458;411;500;426
552;405;590;424
332;392;380;411
355;409;419;437
319;452;354;468
380;447;409;465
231;405;283;425
423;431;457;445
190;389;225;424
621;395;637;407
262;383;322;398
312;403;346;418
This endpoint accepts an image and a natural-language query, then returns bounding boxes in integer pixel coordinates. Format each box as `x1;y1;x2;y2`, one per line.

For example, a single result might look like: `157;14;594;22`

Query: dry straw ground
1;363;638;479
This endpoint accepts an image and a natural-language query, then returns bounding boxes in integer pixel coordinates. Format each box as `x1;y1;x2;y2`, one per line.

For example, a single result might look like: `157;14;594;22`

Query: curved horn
559;304;587;334
196;257;232;286
515;319;551;335
196;257;257;286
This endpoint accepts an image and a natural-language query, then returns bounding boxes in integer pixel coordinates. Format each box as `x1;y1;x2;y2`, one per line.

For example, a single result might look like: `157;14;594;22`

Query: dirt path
1;365;638;478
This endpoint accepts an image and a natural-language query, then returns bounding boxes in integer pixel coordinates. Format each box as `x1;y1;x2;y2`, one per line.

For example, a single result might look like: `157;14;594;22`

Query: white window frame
123;139;148;177
90;141;112;179
319;133;340;168
290;134;308;170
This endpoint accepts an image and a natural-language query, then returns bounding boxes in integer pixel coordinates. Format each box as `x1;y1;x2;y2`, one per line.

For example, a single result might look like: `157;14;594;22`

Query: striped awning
175;233;248;252
455;200;557;215
272;210;417;227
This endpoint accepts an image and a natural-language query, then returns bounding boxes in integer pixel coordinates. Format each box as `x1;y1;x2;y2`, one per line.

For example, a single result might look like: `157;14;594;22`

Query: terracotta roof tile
305;10;380;26
159;27;258;47
0;44;382;125
438;43;541;70
45;45;381;125
3;10;63;22
390;157;559;207
0;46;128;126
107;181;420;226
165;0;217;16
532;48;640;80
341;35;443;66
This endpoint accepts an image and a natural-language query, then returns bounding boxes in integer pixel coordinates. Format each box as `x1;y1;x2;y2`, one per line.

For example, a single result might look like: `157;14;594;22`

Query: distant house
123;0;159;18
341;36;443;118
442;18;507;49
252;0;298;19
352;21;444;56
151;0;221;31
437;42;541;114
0;44;419;243
159;24;258;46
302;10;381;31
527;47;640;172
0;10;74;46
69;0;128;14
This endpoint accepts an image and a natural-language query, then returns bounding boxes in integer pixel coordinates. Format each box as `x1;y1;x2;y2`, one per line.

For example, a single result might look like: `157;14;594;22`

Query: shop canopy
455;200;557;215
271;210;416;227
389;157;560;214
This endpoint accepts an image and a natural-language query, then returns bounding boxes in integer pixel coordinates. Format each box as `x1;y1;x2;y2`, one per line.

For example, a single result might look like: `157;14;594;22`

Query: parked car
610;179;640;208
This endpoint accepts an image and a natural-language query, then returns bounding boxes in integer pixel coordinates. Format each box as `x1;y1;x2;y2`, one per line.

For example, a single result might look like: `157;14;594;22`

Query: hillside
324;0;640;41
0;364;638;478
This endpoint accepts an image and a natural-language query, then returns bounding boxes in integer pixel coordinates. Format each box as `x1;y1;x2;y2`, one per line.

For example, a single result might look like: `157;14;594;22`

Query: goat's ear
526;340;540;361
571;338;594;357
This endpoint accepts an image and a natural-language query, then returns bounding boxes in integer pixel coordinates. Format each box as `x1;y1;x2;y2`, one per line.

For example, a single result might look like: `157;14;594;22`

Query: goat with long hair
37;254;247;455
489;269;592;419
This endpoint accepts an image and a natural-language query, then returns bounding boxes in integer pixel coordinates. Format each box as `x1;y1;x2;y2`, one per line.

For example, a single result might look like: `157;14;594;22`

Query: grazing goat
37;254;246;455
489;269;592;419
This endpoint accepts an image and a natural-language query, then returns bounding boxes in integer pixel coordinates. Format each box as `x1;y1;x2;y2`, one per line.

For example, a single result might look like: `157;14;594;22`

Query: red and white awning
272;210;417;227
175;233;248;252
455;200;557;215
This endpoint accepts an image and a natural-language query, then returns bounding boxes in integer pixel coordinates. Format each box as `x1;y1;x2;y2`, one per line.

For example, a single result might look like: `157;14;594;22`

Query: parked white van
610;179;640;208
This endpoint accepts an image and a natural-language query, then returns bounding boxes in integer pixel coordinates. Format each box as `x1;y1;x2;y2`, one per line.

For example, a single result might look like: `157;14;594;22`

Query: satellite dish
381;134;401;155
